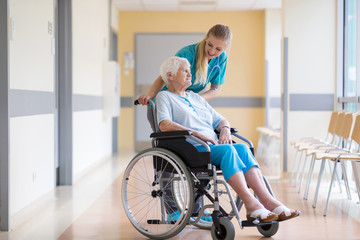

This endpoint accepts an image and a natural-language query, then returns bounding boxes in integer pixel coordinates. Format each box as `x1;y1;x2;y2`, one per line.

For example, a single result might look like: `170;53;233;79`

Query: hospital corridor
1;0;360;240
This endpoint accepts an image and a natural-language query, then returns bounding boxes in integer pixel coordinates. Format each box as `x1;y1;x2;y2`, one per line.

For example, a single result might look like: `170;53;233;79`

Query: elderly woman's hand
218;127;232;145
193;131;218;145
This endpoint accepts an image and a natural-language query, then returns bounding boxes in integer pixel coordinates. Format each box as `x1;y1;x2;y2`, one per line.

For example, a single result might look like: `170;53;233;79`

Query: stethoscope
207;56;221;90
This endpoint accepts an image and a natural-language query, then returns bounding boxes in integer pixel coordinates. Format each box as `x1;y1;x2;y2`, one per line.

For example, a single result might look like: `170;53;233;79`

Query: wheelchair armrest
215;127;255;155
150;130;193;139
214;127;238;135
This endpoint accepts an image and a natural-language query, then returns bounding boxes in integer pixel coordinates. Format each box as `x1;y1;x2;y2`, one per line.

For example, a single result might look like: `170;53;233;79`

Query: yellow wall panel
118;11;265;150
118;108;134;151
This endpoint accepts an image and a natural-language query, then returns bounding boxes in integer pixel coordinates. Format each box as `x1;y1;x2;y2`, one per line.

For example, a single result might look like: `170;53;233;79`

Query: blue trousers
196;143;259;181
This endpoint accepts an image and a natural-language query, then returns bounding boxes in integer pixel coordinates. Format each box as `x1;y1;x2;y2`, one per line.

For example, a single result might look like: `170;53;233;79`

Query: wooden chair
292;112;343;191
305;112;355;212
290;111;339;185
302;112;350;199
319;114;360;216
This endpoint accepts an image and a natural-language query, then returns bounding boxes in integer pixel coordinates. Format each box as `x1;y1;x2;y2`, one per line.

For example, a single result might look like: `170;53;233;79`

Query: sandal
272;206;300;221
247;209;278;223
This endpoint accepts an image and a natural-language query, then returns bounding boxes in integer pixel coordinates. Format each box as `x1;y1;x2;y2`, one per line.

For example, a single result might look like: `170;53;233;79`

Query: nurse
137;23;232;104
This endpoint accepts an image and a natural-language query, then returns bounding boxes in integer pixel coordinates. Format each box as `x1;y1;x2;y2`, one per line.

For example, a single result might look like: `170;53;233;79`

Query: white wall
9;0;55;214
265;9;282;128
72;0;113;176
282;0;336;171
8;0;116;218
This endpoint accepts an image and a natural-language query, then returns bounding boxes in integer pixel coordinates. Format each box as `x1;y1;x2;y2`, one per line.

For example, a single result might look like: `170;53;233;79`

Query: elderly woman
155;56;300;223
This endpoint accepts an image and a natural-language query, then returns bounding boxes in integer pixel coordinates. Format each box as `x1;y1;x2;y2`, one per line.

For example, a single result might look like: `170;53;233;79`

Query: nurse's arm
159;120;217;145
137;76;165;105
199;84;221;101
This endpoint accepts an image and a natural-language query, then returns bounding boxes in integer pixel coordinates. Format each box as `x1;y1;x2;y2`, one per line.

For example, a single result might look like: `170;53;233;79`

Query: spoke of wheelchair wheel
160;169;176;191
130;157;152;186
163;196;179;217
129;169;150;188
127;172;153;189
128;194;151;213
141;156;153;184
126;191;150;205
133;195;155;219
139;198;163;228
158;160;171;181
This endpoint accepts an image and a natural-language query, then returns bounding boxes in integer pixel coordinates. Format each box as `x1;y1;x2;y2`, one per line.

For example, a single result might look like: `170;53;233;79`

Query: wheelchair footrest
147;219;177;225
147;219;161;224
241;220;278;227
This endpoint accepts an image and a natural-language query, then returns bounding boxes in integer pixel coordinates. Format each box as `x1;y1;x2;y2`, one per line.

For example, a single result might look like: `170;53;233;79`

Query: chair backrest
341;113;354;139
351;114;360;146
328;111;339;134
332;112;346;142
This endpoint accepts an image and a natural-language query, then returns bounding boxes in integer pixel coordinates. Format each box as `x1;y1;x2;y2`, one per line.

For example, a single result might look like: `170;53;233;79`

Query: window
342;0;357;111
338;0;358;191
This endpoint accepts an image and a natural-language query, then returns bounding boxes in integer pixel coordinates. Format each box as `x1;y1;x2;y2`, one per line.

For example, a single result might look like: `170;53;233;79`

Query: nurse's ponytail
195;24;232;86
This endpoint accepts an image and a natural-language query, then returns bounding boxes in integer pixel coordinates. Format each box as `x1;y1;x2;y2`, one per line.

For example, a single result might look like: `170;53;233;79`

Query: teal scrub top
162;43;228;93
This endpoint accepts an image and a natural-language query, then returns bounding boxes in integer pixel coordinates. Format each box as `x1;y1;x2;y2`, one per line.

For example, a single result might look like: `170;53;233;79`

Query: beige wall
118;11;265;150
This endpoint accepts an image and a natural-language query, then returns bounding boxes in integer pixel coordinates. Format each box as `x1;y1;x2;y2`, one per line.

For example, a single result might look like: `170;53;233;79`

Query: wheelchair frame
121;100;280;240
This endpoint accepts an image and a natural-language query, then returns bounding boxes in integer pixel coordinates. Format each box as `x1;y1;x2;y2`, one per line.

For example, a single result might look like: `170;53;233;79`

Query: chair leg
295;151;304;187
351;161;360;204
298;155;308;193
290;150;299;182
340;160;351;200
304;155;316;200
324;160;338;216
313;159;326;208
335;163;343;193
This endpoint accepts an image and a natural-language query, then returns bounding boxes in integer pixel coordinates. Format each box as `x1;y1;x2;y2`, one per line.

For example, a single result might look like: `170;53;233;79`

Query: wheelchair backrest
143;99;211;170
147;99;159;133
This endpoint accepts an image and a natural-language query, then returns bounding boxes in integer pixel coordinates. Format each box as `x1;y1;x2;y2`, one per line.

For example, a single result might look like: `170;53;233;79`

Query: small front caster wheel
257;222;279;237
211;217;235;240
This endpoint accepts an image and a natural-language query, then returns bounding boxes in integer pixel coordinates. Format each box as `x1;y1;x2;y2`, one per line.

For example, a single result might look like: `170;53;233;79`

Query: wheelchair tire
256;222;279;237
121;148;194;239
211;217;235;240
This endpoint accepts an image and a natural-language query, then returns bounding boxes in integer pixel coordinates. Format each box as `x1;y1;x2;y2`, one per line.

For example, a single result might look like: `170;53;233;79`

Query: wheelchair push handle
134;99;155;109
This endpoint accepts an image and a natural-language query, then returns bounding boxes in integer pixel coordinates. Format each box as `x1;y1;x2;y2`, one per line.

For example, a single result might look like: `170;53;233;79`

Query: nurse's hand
218;127;232;145
138;94;151;106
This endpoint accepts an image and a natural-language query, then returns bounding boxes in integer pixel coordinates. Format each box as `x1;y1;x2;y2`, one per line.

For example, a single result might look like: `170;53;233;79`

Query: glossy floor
1;153;360;240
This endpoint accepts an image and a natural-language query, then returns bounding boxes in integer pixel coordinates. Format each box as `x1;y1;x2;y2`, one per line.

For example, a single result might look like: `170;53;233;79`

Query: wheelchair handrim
121;149;193;238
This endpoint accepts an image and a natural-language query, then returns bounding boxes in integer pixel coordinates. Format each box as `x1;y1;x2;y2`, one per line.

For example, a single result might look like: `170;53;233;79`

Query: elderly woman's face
171;63;192;88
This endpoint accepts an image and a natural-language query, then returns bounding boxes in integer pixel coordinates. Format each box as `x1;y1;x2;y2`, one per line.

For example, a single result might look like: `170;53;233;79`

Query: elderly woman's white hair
160;56;191;85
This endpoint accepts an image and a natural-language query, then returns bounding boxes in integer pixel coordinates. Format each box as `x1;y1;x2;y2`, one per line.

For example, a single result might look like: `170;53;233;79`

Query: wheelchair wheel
121;148;194;239
211;217;235;240
256;222;279;237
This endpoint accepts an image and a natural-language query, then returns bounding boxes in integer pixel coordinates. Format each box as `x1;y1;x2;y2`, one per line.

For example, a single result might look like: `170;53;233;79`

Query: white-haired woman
156;56;300;223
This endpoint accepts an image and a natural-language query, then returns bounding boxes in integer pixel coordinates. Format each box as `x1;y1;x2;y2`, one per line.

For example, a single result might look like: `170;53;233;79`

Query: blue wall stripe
9;89;55;117
209;97;264;108
73;94;102;111
121;97;133;107
290;93;334;111
9;90;104;117
270;97;281;108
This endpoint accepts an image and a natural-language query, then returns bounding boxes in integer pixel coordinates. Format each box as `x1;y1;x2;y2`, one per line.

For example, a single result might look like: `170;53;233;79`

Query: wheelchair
121;100;281;240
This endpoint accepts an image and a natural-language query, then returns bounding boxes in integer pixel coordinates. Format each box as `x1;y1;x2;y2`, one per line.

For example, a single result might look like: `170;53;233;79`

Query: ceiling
113;0;282;11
